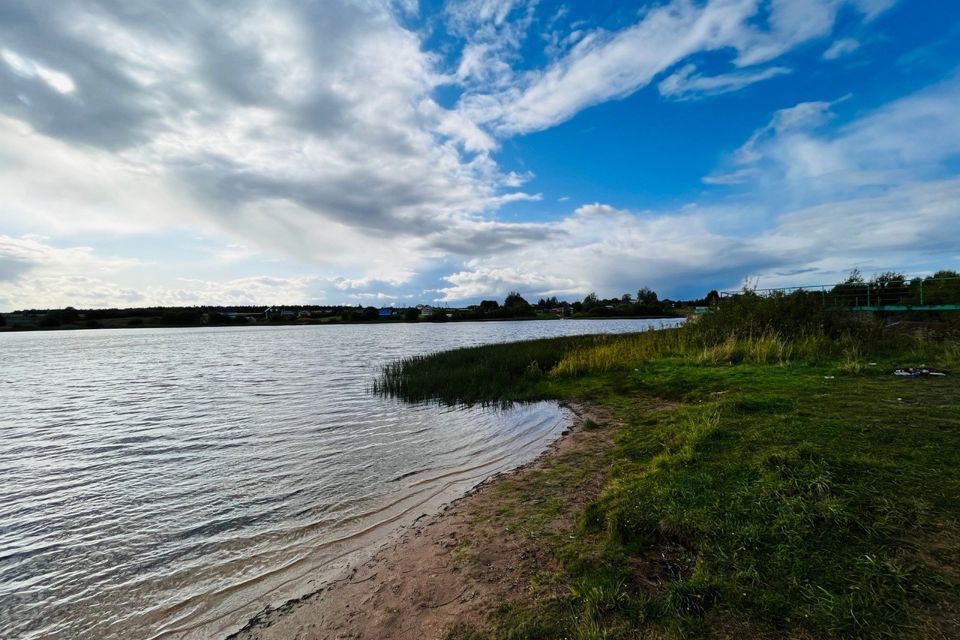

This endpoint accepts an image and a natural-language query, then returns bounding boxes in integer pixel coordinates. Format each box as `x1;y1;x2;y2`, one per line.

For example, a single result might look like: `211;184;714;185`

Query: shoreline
0;315;684;333
229;401;619;640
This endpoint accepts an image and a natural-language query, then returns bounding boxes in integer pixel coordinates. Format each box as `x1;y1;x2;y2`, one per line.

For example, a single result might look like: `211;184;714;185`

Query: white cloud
0;233;331;309
823;38;861;60
457;0;894;135
446;0;535;88
0;0;534;280
436;176;960;301
1;0;946;311
1;48;76;94
442;74;960;302
658;63;791;100
464;0;759;135
0;235;135;282
707;74;960;197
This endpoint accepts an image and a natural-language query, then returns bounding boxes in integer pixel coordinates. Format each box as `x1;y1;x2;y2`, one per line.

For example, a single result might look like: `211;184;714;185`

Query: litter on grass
892;367;949;377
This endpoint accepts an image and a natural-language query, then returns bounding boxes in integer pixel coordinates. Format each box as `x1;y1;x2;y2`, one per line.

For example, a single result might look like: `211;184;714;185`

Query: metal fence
720;276;960;311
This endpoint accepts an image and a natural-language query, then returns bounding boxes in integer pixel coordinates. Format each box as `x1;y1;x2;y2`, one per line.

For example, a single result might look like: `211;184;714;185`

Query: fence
720;276;960;311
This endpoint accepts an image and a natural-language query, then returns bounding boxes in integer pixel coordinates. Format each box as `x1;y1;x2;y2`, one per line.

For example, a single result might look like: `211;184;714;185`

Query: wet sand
230;402;618;640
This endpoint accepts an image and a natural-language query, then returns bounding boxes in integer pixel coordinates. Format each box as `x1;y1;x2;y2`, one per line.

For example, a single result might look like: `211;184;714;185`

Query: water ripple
0;318;681;639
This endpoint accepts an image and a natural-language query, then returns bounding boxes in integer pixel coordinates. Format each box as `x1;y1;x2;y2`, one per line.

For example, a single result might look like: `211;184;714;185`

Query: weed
582;418;603;431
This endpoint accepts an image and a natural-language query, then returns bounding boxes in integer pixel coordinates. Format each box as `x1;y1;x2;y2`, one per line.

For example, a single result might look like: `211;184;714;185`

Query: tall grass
377;291;959;405
408;294;960;639
373;334;603;405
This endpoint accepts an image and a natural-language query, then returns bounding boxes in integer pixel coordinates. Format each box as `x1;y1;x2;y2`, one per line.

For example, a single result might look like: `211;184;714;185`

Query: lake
0;318;682;639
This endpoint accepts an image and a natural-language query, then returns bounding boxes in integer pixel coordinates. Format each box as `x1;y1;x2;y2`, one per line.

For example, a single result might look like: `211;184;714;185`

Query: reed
407;304;960;639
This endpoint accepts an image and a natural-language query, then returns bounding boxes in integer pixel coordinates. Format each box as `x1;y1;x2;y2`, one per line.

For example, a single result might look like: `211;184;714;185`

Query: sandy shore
229;402;618;640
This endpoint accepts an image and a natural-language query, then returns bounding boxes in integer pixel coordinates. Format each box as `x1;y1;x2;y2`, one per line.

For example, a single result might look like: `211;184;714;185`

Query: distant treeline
0;286;702;331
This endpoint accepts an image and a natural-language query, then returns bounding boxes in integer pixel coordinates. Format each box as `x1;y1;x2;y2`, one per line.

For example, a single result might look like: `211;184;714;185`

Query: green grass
387;316;960;639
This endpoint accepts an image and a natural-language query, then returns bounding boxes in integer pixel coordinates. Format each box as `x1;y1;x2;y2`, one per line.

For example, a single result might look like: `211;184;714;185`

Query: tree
871;272;907;306
500;292;533;317
923;271;960;305
872;271;906;287
843;268;864;284
362;306;379;320
39;313;62;328
932;270;959;280
582;292;599;310
479;300;500;312
404;307;420;322
705;290;721;306
636;287;659;306
503;291;530;309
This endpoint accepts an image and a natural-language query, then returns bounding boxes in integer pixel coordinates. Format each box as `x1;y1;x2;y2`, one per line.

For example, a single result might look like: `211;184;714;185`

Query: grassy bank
377;295;960;638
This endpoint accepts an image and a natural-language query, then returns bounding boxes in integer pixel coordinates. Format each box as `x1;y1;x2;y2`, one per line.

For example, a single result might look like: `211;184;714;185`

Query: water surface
0;318;681;639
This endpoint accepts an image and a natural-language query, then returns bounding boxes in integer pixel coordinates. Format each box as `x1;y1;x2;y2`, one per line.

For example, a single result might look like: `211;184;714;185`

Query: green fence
721;276;960;312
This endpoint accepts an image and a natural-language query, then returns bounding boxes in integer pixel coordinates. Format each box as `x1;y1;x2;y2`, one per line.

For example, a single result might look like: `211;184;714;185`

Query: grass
388;299;960;639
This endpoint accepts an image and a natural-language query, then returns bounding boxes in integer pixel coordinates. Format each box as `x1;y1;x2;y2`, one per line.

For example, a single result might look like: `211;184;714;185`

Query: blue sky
0;0;958;310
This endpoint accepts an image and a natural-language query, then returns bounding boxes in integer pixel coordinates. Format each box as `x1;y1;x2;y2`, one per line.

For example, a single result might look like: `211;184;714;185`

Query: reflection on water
0;318;681;639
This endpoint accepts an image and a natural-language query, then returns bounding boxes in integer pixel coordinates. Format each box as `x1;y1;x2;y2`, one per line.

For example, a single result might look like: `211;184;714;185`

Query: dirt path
230;402;619;640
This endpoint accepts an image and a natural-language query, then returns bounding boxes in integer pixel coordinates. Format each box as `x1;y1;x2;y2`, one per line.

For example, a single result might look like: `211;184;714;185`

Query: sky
1;0;959;310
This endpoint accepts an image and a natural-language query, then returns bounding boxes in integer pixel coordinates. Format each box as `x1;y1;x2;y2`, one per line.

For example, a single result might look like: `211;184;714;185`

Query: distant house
378;308;393;317
297;310;312;318
264;307;297;320
418;305;434;317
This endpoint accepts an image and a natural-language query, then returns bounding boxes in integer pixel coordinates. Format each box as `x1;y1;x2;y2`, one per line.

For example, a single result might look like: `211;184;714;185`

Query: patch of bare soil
230;402;622;640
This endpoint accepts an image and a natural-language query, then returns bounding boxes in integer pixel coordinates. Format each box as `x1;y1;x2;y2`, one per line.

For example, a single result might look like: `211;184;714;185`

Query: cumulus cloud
440;74;960;301
0;273;324;310
0;0;533;279
0;235;134;283
0;235;145;308
436;176;960;301
1;0;951;311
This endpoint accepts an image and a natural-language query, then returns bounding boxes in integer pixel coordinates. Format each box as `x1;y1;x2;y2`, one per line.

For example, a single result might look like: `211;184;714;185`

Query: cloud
823;38;861;60
441;73;960;301
462;0;759;135
435;202;773;301
1;0;947;311
0;235;145;309
658;63;792;100
457;0;894;135
0;274;325;310
0;233;331;309
706;74;960;199
0;0;534;279
435;175;960;301
445;0;536;87
0;235;134;283
1;49;75;94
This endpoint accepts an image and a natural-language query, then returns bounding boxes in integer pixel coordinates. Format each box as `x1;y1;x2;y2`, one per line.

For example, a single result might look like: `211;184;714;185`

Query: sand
229;402;617;640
